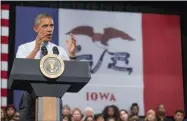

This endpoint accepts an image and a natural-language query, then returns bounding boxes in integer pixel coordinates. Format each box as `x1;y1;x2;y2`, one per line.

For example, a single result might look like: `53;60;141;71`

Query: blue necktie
40;42;48;58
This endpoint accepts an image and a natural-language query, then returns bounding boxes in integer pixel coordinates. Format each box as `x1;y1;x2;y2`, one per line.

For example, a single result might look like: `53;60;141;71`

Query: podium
8;58;91;121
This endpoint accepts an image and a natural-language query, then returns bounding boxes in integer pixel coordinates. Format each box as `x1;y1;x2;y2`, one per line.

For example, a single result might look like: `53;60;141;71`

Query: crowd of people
1;103;186;121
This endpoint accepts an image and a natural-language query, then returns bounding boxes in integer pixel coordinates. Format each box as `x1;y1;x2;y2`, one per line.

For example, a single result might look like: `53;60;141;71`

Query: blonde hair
145;110;157;121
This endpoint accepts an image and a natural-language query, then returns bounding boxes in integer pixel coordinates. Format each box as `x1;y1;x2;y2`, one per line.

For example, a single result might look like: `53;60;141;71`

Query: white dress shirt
16;40;70;60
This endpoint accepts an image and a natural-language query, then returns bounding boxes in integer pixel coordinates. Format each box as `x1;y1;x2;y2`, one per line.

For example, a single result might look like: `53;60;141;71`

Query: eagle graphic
66;26;134;46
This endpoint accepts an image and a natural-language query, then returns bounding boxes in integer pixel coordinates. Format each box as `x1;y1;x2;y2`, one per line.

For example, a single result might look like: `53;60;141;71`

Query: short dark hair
175;109;184;115
131;103;139;110
94;113;104;120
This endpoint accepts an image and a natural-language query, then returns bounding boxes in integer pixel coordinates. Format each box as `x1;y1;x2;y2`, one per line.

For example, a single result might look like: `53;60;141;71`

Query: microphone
52;46;59;55
41;45;48;56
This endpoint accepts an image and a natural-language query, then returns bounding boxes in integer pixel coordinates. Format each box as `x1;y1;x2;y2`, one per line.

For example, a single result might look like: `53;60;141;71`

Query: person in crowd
13;112;20;121
102;105;119;121
72;108;83;121
1;108;8;121
173;110;184;121
130;103;139;116
63;114;72;121
94;113;105;121
84;107;94;118
145;109;157;121
107;117;116;121
84;116;94;121
63;105;72;116
119;109;129;121
5;104;16;121
156;104;170;121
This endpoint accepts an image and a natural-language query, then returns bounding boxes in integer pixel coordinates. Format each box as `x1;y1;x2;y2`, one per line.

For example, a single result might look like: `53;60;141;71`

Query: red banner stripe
1;36;8;44
1;71;8;79
1;106;7;109
1;19;9;26
1;4;9;10
142;14;184;116
1;89;7;96
1;53;8;61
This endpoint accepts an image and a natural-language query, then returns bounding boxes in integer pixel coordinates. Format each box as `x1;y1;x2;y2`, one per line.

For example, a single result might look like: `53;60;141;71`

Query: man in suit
16;13;77;121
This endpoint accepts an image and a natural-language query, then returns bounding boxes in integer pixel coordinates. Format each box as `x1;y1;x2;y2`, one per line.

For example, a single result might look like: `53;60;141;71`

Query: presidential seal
40;54;65;79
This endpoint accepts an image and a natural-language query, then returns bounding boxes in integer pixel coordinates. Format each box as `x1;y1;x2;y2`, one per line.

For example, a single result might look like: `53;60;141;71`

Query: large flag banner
15;6;184;116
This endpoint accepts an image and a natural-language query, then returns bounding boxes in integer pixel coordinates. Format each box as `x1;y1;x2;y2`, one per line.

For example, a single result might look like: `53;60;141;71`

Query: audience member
84;116;94;121
130;103;139;116
72;108;83;121
84;107;94;118
63;114;72;121
174;110;184;121
156;104;171;121
145;109;156;121
94;113;105;121
5;104;16;121
63;104;71;116
119;109;129;121
107;117;116;121
102;105;119;121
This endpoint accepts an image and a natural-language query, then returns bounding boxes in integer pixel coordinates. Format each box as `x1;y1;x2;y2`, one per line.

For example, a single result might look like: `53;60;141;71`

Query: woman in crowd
72;108;83;121
102;105;119;121
119;109;129;121
145;110;157;121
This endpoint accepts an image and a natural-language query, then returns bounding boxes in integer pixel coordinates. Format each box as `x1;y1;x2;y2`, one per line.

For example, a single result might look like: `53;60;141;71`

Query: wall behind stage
14;6;184;116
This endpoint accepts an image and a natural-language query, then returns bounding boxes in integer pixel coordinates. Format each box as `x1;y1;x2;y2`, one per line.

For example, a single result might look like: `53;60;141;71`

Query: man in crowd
156;104;171;121
174;110;185;121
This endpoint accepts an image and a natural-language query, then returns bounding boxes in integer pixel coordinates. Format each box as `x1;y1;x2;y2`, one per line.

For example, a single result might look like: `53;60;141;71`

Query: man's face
157;104;165;115
34;17;54;42
6;107;15;116
131;106;139;115
174;112;184;121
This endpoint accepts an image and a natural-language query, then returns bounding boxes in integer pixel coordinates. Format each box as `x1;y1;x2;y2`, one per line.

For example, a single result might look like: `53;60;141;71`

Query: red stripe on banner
1;71;8;79
1;4;9;10
1;36;9;44
142;14;184;116
1;106;6;109
1;53;8;61
1;19;9;26
1;89;7;96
